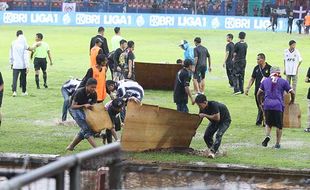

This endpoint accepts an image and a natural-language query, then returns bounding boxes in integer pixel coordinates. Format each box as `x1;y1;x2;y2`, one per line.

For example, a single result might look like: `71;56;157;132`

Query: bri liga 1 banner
0;11;299;32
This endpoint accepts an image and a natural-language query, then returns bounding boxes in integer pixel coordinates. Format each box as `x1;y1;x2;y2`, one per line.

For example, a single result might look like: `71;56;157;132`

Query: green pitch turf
0;26;309;169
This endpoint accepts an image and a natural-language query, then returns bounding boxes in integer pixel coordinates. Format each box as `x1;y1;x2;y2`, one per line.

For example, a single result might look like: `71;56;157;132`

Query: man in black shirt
232;32;247;95
104;98;126;144
89;27;109;56
193;37;211;94
174;59;195;112
287;11;294;34
195;94;231;159
305;67;310;132
113;39;128;81
66;78;98;151
224;34;234;87
0;72;3;126
124;40;135;80
245;53;271;126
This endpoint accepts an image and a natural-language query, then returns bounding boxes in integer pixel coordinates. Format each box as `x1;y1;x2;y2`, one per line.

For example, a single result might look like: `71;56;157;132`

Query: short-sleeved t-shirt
284;48;302;75
194;45;210;67
225;42;234;63
199;101;231;123
33;41;49;59
307;67;310;99
251;63;272;93
234;42;247;61
72;87;97;107
174;68;191;104
259;77;292;112
125;50;135;70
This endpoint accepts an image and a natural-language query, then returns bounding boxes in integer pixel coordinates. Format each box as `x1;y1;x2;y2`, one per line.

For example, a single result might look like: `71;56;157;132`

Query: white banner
0;2;9;11
62;3;76;12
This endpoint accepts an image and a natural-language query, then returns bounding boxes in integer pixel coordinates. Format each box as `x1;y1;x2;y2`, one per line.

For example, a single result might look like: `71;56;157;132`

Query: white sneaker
207;152;215;159
22;92;28;96
12;91;17;97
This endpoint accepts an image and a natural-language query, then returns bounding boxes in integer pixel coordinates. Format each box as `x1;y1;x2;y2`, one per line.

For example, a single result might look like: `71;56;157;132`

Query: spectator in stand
253;5;259;16
90;27;109;57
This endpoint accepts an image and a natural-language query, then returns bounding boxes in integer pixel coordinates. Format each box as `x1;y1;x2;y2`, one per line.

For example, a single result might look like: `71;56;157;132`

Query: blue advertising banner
0;11;297;32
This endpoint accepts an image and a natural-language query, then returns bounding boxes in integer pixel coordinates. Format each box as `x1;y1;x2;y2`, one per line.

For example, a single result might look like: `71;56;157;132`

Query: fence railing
0;142;122;190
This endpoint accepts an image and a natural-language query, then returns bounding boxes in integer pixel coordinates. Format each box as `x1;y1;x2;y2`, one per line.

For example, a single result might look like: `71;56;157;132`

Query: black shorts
194;65;206;81
34;58;47;71
264;110;283;129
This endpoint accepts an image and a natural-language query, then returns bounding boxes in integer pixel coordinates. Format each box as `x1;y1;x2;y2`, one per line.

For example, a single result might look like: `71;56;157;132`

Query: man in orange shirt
90;38;103;67
80;54;107;103
305;12;310;34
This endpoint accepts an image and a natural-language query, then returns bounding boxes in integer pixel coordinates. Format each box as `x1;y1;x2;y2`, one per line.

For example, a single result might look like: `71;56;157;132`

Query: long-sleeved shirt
9;35;29;69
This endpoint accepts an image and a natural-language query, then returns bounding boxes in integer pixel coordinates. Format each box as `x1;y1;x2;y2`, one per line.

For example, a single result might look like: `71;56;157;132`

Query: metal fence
0;142;122;190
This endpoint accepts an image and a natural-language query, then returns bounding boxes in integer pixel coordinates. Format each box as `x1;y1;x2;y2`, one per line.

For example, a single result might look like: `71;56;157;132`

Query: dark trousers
287;23;293;34
204;120;230;153
176;103;189;113
255;91;263;125
61;87;70;121
272;22;277;32
107;59;114;80
225;61;234;87
305;26;310;34
297;20;303;34
12;69;27;93
232;60;246;93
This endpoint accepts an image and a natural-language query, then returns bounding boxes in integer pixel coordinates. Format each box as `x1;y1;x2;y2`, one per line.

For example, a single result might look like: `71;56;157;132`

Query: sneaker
207;152;215;159
304;128;310;132
233;91;242;95
37;86;40;89
44;84;48;88
262;136;270;147
274;144;281;149
12;91;17;97
22;92;28;96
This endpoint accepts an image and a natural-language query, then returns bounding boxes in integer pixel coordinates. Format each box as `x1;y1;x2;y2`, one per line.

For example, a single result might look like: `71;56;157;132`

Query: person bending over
195;94;231;159
66;78;98;151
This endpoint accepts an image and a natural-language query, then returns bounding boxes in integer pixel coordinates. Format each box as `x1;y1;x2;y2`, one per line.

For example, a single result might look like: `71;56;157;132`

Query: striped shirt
62;79;82;96
117;80;144;101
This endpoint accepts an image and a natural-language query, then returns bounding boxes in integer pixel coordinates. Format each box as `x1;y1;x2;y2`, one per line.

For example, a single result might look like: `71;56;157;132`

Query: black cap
95;38;103;44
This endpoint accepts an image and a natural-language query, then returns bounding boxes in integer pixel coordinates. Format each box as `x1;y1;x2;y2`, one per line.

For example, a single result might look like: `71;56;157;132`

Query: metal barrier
0;142;122;190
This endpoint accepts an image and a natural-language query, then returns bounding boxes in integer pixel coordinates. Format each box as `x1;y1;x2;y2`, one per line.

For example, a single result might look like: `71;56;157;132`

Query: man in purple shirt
257;67;295;149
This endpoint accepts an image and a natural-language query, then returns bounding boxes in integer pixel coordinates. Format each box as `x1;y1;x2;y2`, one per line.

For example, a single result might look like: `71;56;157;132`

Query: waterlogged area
2;170;308;190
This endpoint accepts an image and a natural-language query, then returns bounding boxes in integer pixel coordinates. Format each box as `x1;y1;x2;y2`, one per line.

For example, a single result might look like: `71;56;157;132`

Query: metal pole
55;172;65;190
69;165;81;190
107;152;122;190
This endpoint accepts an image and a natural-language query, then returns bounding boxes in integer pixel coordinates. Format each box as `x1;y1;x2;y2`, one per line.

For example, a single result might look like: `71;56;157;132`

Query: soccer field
0;26;309;169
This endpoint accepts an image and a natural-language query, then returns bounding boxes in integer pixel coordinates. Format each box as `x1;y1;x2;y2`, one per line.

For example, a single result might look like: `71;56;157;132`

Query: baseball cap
179;40;188;46
270;66;281;74
96;38;103;43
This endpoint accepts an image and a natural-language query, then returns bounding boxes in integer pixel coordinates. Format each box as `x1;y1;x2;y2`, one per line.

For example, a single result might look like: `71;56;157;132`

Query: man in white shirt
9;30;38;97
61;78;81;122
284;40;302;92
111;27;124;52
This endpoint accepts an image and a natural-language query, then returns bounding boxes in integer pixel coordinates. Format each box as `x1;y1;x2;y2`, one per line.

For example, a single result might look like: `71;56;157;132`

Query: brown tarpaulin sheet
283;94;301;128
135;62;182;90
121;101;202;152
84;103;113;133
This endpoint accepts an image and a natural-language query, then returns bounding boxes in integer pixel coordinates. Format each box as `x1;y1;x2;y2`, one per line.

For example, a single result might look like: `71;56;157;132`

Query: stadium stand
1;0;309;16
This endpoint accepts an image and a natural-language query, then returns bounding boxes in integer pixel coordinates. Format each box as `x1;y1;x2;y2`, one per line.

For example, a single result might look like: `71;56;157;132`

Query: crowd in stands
1;0;309;16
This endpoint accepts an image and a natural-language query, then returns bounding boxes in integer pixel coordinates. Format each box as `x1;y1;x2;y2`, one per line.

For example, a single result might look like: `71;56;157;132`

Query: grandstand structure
0;0;308;16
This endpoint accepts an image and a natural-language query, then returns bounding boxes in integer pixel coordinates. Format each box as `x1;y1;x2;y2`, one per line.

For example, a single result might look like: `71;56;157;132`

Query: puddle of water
1;169;309;190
